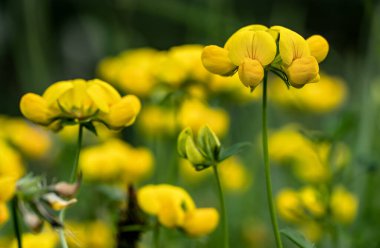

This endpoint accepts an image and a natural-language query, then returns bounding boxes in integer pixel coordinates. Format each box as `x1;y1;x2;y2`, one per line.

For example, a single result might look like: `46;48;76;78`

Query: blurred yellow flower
137;105;177;137
178;99;229;137
0;176;16;202
269;73;347;113
276;188;304;223
80;139;153;183
20;79;141;131
182;208;219;237
2;118;51;158
0;202;9;225
330;186;358;224
11;229;58;248
67;221;114;248
0;140;24;179
219;157;251;192
137;184;219;236
299;186;325;217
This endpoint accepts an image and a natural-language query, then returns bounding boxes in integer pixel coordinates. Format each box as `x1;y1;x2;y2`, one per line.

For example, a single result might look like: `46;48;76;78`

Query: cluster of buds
14;174;80;232
177;125;221;171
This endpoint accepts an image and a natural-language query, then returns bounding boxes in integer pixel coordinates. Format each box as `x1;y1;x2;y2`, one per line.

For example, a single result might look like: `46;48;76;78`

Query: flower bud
182;208;219;237
238;58;264;90
185;137;208;167
19;93;55;126
52;177;81;198
197;125;221;161
42;193;77;211
24;211;44;233
177;127;193;158
286;56;319;88
201;45;237;76
307;35;329;63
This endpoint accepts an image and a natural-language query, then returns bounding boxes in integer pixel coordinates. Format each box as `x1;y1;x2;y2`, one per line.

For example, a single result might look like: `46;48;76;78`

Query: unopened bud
43;193;77;211
197;125;221;161
52;174;81;198
185;137;208;166
178;127;193;158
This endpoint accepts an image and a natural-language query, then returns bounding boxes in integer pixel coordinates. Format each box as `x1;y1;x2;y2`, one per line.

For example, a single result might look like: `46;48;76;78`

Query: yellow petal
20;93;56;125
42;81;73;106
99;95;141;130
0;203;9;225
225;24;269;49
182;208;219;237
286;56;319;88
307;35;329;63
201;45;237;76
330;186;358;224
228;30;276;66
87;79;121;113
0;177;16;202
238;58;264;89
278;28;310;66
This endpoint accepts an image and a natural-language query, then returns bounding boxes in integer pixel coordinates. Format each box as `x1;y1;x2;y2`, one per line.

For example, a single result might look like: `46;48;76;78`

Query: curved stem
262;71;283;248
12;197;22;248
212;164;229;248
59;124;84;248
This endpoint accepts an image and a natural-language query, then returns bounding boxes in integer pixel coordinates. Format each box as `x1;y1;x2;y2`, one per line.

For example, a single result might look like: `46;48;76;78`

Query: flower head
20;79;141;131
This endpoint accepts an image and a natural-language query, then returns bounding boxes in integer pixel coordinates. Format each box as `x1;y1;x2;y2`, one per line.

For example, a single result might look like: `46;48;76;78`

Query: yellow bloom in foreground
11;229;58;248
20;79;141;131
330;186;358;224
269;73;347;113
138;184;219;236
307;35;329;63
201;45;237;76
182;208;219;237
138;184;196;228
271;26;320;88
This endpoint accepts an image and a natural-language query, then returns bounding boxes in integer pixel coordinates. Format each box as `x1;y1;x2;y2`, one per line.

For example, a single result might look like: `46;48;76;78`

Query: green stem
153;218;160;248
11;197;22;248
59;124;84;248
212;164;229;248
262;71;283;248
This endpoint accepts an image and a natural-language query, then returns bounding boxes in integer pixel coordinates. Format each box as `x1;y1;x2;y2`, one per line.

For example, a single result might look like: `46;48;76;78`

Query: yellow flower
0;202;9;225
201;45;237;76
269;73;347;113
137;184;196;228
80;139;153;183
182;208;219;237
270;26;320;88
20;79;141;131
219;157;251;192
299;186;325;217
306;35;329;63
67;221;114;248
330;186;358;224
178;99;229;137
0;140;24;179
276;188;304;223
137;106;177;137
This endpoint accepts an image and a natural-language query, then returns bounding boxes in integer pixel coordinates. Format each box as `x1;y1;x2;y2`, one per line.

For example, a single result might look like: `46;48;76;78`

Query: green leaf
217;142;251;162
83;122;98;136
280;228;315;248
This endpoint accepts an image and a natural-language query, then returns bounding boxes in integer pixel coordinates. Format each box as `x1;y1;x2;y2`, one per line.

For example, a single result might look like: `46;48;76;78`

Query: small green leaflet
217;142;251;162
280;228;316;248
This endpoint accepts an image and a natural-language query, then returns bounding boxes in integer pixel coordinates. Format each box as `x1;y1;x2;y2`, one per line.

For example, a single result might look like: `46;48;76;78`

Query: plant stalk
12;197;22;248
262;71;283;248
212;164;229;248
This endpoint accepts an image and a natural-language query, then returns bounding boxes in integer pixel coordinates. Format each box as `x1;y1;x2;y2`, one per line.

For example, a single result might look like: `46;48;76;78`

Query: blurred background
0;0;374;115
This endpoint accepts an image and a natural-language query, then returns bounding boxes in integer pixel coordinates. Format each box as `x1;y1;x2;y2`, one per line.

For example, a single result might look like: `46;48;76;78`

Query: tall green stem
262;71;283;248
212;164;229;248
59;124;84;248
12;197;22;248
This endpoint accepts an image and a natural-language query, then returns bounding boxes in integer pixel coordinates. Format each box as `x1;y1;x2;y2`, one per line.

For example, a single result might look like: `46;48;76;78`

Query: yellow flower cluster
80;139;154;183
268;124;350;183
202;24;329;90
20;79;141;131
180;156;251;192
276;185;358;241
137;184;219;237
269;72;347;113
